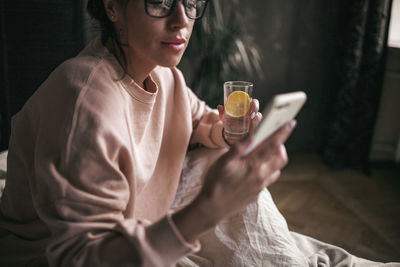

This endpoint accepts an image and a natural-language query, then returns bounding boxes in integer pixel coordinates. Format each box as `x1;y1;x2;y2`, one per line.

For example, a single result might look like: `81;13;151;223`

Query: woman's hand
172;120;296;243
199;120;294;223
217;98;263;134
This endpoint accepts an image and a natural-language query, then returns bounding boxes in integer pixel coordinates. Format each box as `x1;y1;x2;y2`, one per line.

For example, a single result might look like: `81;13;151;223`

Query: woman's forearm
172;194;219;243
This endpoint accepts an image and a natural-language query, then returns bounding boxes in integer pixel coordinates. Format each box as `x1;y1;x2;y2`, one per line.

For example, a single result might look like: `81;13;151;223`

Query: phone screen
243;91;307;156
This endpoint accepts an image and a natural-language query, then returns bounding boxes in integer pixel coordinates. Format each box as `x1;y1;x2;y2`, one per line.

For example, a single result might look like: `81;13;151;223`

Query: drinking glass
223;81;253;143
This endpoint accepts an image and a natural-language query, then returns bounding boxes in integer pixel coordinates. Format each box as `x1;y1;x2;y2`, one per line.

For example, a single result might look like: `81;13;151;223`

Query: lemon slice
225;91;251;117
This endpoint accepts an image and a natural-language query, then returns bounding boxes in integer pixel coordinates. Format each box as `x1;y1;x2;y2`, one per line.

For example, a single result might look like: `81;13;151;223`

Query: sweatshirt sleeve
187;89;229;148
30;92;199;267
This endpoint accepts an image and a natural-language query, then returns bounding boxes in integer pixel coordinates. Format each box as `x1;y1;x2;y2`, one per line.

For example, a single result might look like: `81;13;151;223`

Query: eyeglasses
144;0;209;20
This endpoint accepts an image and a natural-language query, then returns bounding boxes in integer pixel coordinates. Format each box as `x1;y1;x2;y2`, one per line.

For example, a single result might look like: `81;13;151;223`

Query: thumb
225;133;253;160
217;105;224;121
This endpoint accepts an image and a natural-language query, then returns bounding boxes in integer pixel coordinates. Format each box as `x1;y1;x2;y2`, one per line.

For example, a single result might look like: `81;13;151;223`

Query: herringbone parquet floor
269;153;400;263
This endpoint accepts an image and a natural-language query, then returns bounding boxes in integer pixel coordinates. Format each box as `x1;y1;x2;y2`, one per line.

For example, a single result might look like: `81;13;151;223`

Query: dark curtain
0;1;87;151
323;0;392;171
0;0;10;151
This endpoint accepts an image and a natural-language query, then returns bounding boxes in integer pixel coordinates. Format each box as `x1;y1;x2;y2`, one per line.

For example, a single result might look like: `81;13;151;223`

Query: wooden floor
268;153;400;263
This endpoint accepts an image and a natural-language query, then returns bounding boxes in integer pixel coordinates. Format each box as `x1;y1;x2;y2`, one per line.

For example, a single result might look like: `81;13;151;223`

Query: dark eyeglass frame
144;0;209;20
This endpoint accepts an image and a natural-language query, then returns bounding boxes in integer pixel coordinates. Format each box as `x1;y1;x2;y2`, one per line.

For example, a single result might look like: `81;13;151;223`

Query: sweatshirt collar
88;37;158;104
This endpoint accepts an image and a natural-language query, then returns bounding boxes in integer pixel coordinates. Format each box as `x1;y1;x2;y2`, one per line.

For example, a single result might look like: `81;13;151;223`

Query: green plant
183;0;263;107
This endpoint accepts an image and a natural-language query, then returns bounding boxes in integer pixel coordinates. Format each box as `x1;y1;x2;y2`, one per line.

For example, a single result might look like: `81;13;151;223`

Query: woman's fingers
271;144;289;170
248;99;259;117
247;120;296;159
201;133;289;222
252;144;287;181
217;105;224;121
263;169;281;187
273;120;297;144
250;112;262;130
249;99;261;130
222;134;253;163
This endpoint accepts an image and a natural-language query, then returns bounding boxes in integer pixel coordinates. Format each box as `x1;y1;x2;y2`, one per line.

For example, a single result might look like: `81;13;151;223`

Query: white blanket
172;148;399;267
0;150;7;194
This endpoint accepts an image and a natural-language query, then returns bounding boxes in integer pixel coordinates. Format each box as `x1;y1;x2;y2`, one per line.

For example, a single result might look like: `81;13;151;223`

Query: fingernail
290;120;297;129
251;112;256;119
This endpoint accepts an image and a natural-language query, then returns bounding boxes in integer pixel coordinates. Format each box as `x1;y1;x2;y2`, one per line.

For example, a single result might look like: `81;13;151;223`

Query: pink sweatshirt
0;39;228;266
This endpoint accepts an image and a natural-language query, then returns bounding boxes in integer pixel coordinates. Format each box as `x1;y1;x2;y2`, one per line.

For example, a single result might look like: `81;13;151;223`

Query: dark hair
87;0;129;73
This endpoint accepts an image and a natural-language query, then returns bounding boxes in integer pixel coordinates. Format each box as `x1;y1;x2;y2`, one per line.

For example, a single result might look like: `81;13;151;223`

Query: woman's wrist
172;194;218;243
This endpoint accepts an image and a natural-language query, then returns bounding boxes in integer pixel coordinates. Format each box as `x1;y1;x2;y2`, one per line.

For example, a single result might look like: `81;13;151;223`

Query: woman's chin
158;56;184;68
162;63;180;68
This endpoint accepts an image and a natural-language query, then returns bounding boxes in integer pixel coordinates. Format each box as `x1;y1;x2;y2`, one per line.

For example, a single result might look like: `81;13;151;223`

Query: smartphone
243;91;307;156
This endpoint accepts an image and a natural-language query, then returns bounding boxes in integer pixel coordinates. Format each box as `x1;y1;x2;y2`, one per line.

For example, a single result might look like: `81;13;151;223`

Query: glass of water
223;81;253;144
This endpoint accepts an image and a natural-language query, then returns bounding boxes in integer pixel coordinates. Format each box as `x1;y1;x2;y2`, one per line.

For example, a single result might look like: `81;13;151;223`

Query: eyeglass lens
145;0;207;19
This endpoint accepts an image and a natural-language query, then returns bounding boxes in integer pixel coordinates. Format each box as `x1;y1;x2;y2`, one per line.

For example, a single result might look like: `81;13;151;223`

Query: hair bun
87;0;108;22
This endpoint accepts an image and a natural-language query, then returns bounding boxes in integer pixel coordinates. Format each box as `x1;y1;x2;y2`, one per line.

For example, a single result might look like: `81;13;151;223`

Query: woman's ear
103;0;119;22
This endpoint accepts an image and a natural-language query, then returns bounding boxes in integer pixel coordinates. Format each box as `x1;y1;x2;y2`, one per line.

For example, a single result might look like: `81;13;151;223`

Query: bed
0;149;398;266
172;148;398;266
0;150;7;194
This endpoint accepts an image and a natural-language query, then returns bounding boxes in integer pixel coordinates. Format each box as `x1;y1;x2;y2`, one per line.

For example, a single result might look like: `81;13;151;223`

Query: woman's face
118;0;195;69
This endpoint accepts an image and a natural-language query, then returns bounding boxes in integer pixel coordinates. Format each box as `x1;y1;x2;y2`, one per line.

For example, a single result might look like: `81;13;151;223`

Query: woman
0;0;294;266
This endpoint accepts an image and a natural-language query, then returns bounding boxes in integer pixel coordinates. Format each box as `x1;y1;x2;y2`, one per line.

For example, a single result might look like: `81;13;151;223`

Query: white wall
388;0;400;48
370;2;400;163
370;47;400;162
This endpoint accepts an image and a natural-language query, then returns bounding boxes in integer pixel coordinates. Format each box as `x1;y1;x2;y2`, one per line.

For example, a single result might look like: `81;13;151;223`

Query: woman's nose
168;1;190;30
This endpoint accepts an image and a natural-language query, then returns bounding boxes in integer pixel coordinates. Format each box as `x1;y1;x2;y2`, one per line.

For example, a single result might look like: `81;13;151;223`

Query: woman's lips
161;39;186;52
